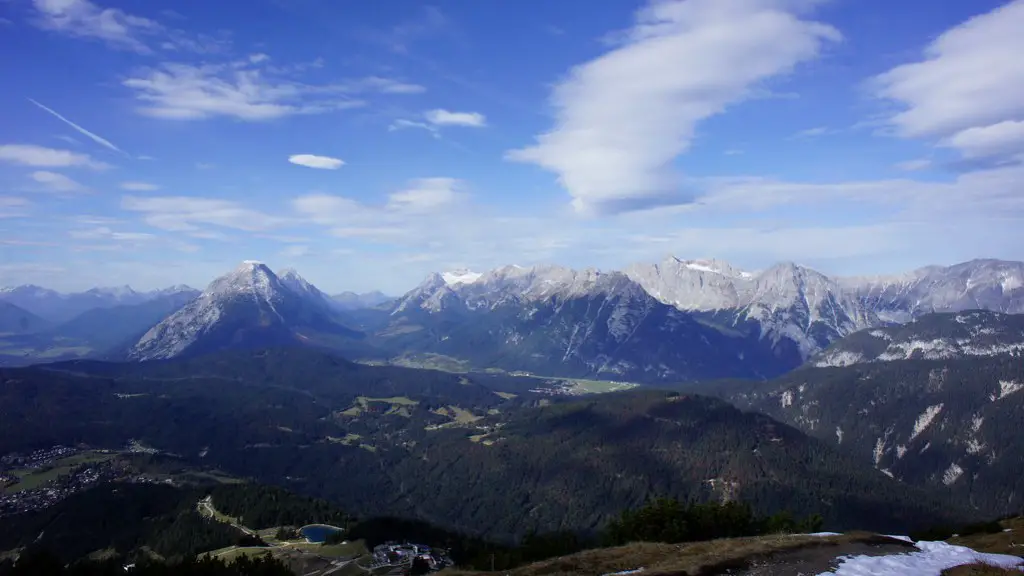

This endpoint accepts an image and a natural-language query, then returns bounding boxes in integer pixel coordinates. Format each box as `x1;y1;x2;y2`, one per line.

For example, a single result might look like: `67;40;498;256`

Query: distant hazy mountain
331;290;393;310
0;301;49;334
627;257;1024;360
378;265;793;382
812;311;1024;367
842;259;1024;321
626;257;879;359
0;284;196;324
128;262;362;361
49;290;200;353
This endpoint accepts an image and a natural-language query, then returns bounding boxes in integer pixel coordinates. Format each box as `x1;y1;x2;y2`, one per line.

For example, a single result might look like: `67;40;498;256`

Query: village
0;444;168;517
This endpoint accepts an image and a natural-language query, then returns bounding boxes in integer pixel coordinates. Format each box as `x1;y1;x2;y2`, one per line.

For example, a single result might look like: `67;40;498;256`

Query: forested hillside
0;350;974;543
704;354;1024;517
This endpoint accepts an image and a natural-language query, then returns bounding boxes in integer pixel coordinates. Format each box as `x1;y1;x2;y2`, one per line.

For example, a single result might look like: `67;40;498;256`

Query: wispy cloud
894;159;932;172
121;62;422;121
0;144;109;170
791;126;837;139
29;171;87;193
872;0;1024;164
388;119;440;138
293;178;465;241
120;181;160;191
288;154;345;170
30;0;160;53
28;98;125;154
376;5;449;54
29;0;230;55
69;226;154;241
506;0;840;214
122;195;291;232
0;197;31;219
424;109;487;127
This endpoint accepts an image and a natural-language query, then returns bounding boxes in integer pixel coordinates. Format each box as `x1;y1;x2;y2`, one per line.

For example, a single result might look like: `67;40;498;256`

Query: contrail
28;98;128;156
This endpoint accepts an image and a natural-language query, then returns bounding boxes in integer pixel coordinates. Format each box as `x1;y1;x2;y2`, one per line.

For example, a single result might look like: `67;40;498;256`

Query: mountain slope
0;300;49;334
0;352;970;542
379;267;792;382
845;259;1024;320
711;354;1024;517
626;258;877;360
128;262;362;361
812;311;1024;367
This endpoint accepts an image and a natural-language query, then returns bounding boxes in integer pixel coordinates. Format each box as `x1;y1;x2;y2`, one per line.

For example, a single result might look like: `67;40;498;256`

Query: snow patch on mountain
942;463;964;486
910;404;943;442
997;380;1023;400
442;269;482;286
130;261;295;361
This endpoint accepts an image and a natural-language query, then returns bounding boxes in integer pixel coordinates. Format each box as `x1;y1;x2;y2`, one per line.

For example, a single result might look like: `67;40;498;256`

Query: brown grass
444;533;911;576
949;517;1024;556
942;564;1024;576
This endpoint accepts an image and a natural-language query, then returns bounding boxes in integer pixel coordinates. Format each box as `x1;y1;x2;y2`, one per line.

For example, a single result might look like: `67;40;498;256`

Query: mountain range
2;257;1023;380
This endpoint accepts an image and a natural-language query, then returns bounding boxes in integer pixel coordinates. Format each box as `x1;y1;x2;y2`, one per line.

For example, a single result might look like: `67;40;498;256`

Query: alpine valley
3;256;1024;571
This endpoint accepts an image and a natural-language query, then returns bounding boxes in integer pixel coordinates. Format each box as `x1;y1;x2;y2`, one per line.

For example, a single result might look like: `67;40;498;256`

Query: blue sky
1;0;1023;294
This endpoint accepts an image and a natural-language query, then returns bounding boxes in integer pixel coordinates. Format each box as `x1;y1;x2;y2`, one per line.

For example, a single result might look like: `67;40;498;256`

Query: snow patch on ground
896;445;907;459
971;414;984;433
868;329;893;340
814;350;865;368
997;380;1023;400
966;438;986;455
878;339;958;361
942;463;964;486
835;427;843;444
781;390;794;408
910;404;943;441
816;540;1022;575
874;437;886;466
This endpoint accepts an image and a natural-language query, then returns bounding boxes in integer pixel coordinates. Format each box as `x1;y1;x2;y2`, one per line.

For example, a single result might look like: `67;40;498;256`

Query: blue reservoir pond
299;524;343;543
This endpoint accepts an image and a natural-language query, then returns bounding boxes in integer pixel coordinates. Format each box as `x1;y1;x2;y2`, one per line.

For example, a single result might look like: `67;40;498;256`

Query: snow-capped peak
205;261;284;303
442;269;482;286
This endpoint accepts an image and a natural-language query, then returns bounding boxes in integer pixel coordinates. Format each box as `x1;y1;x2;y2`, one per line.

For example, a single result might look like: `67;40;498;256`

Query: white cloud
122;195;291;232
29;99;124;154
30;171;86;193
386;178;462;211
249;53;270;64
123;63;367;121
30;0;160;52
388;119;440;137
425;109;487;127
279;245;310;258
120;181;160;191
350;77;426;94
940;120;1024;160
121;62;424;121
0;197;31;219
506;0;840;214
894;159;932;172
873;0;1024;162
69;226;154;241
288;154;345;170
792;126;835;139
29;0;230;55
293;178;464;241
0;144;109;170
